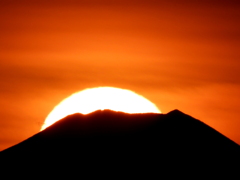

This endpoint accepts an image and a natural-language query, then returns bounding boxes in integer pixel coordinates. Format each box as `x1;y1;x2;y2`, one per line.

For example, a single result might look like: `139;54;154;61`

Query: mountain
1;109;239;178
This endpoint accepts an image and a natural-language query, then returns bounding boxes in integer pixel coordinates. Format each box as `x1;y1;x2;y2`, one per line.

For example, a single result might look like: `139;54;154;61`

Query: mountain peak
167;109;192;117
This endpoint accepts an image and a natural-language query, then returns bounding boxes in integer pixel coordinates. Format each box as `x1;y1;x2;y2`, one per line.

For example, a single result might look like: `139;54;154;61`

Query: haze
0;0;239;150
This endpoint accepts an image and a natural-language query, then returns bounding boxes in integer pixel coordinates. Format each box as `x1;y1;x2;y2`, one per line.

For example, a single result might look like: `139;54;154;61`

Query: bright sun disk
41;87;161;130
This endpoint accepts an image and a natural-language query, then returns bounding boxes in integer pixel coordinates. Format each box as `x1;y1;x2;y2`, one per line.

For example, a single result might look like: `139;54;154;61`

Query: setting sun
41;87;161;130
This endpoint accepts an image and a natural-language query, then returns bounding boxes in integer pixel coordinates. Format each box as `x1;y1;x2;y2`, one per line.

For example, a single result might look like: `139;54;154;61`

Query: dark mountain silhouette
1;110;239;178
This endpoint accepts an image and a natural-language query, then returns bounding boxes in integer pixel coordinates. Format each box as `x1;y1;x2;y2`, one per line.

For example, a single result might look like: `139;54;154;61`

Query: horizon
1;109;239;152
2;109;239;152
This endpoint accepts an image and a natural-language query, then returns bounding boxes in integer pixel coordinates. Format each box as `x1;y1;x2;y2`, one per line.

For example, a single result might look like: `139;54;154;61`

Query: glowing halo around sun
41;87;161;130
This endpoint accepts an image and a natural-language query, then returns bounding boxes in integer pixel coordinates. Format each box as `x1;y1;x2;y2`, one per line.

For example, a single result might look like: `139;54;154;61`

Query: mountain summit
1;110;239;177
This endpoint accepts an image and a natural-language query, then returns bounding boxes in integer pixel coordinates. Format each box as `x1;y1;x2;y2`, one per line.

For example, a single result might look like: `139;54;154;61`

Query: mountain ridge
1;109;239;177
1;109;239;152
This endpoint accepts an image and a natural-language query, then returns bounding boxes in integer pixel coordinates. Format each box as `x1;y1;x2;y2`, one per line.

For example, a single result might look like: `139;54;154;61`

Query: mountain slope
1;109;239;177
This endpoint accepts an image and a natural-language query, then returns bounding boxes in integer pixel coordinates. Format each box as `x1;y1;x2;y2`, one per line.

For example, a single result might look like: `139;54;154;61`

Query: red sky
0;0;240;150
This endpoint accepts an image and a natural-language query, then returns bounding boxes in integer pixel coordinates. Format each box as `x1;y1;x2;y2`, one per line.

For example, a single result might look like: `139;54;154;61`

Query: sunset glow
0;0;239;150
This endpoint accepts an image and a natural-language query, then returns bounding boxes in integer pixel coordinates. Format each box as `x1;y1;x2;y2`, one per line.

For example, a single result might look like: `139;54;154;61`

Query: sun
41;87;161;130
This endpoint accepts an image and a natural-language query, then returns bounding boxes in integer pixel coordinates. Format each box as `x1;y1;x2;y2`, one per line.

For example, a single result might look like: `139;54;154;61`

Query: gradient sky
0;0;240;150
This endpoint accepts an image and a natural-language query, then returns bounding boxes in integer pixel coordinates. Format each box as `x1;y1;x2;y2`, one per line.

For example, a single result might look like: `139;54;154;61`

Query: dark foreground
1;110;239;178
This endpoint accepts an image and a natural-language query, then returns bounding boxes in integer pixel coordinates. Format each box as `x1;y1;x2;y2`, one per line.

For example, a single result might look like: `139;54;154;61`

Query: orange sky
0;0;240;150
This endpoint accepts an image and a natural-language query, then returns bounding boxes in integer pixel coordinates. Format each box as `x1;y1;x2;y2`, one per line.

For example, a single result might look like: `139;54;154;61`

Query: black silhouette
1;110;239;178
